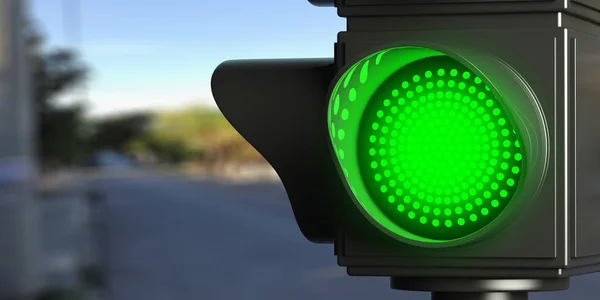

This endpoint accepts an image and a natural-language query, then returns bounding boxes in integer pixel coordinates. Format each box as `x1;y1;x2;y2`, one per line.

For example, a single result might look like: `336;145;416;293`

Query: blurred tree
26;22;89;168
125;106;264;166
38;105;86;166
87;113;151;153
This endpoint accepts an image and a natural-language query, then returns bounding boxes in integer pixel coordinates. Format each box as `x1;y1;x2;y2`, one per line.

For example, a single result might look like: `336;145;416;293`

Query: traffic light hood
328;44;550;248
211;59;339;243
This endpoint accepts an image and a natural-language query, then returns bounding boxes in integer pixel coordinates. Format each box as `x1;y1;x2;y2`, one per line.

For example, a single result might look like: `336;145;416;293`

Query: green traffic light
328;46;524;245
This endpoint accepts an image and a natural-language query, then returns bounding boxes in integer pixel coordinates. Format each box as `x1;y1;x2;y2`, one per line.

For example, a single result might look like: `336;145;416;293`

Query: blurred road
87;173;597;300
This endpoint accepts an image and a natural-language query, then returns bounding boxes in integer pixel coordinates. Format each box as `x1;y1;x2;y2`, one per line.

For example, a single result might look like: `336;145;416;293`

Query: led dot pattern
328;47;525;243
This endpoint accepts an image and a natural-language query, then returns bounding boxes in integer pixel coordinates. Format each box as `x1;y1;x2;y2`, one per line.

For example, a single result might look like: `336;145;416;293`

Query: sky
30;0;345;117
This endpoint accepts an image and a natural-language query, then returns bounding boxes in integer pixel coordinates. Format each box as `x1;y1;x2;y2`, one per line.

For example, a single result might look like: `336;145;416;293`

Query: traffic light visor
328;46;529;246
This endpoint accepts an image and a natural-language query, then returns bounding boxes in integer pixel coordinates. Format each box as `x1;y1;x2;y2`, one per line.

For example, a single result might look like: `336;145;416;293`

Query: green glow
328;46;525;244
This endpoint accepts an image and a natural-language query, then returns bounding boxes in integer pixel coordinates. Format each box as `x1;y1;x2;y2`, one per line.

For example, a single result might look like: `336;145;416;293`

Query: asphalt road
88;173;599;300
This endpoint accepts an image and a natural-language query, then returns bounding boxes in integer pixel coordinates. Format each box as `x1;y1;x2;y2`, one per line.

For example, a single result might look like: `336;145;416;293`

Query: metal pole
0;0;41;299
392;277;569;300
432;292;528;300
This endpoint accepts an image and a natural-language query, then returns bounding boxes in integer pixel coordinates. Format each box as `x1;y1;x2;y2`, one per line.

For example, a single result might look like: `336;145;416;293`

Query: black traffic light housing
211;0;600;297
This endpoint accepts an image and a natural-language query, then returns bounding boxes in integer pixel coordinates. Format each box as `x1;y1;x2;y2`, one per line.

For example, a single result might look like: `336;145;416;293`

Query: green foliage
124;106;263;164
87;113;151;152
27;22;89;167
127;131;191;163
151;106;237;148
39;104;86;166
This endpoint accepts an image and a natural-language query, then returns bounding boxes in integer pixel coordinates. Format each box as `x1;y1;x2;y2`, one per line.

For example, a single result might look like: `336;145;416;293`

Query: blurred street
87;172;403;300
82;171;598;300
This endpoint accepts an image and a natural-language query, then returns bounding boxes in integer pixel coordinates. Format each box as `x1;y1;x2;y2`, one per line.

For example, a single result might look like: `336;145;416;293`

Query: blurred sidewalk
72;162;281;184
207;162;280;183
37;171;103;300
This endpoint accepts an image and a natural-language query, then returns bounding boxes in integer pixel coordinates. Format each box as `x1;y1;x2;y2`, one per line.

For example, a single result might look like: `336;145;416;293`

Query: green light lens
328;47;524;244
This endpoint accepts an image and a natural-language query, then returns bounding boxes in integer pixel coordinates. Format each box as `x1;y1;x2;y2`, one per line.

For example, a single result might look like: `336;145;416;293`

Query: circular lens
328;46;528;244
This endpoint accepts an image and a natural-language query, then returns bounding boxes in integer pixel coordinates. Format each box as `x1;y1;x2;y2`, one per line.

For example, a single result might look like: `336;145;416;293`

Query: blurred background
0;0;596;300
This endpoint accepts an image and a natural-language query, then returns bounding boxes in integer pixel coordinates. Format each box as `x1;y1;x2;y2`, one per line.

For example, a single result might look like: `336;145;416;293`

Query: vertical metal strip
553;36;558;263
563;28;569;265
334;41;345;257
569;36;577;260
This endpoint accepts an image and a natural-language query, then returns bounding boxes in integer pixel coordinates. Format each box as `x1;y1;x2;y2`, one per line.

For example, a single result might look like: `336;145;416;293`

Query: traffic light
211;0;600;298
